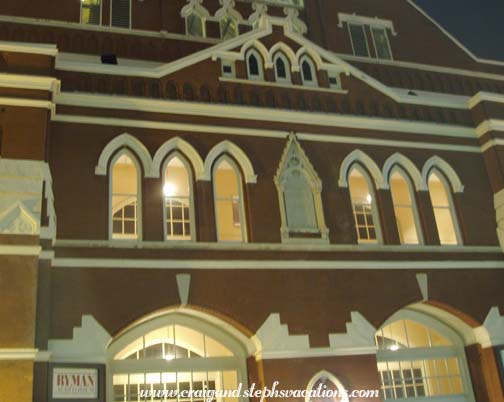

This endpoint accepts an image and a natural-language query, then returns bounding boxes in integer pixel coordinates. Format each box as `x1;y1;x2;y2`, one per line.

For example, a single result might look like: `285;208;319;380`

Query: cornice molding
0;348;38;360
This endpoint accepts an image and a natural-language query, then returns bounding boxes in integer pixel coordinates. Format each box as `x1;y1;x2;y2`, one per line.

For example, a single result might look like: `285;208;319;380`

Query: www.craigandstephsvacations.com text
139;382;380;401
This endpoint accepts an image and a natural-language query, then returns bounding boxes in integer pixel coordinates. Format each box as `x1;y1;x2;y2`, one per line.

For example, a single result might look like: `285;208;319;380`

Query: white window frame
80;0;102;25
110;0;132;29
376;309;476;402
428;168;463;246
273;52;292;84
299;55;318;87
328;70;342;89
162;152;196;242
246;49;264;81
185;12;207;38
389;166;424;245
221;59;236;78
213;155;248;243
371;26;393;61
347;23;370;58
349;164;383;245
106;312;249;402
109;149;142;241
219;14;239;40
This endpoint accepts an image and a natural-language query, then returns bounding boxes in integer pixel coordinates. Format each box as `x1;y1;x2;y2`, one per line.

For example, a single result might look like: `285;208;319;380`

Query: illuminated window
108;315;247;402
349;166;381;244
371;27;392;60
110;152;140;240
247;50;263;80
376;314;473;401
348;23;370;57
220;15;238;40
274;53;291;83
111;0;131;28
186;12;205;37
81;0;101;25
428;171;460;245
214;157;246;242
300;56;318;86
163;155;194;241
390;169;422;245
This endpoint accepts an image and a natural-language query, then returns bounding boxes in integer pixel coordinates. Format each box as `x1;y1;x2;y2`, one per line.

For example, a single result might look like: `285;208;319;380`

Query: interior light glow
163;183;177;197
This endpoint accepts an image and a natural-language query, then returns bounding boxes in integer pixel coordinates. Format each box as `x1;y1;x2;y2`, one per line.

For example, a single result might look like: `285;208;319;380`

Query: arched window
220;15;238;40
306;371;349;402
274;53;291;83
428;171;461;245
110;152;141;240
390;169;422;245
186;12;205;37
213;156;247;242
111;0;131;28
108;313;248;402
300;56;318;86
375;312;475;401
246;50;264;80
163;154;195;241
348;165;382;244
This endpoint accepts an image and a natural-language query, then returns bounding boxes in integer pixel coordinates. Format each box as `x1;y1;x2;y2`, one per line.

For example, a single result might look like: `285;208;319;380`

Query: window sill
219;77;349;95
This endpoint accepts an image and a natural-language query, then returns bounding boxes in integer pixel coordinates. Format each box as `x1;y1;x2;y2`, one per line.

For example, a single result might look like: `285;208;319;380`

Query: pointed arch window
274;53;291;83
246;50;264;80
163;154;195;241
306;371;349;402
390;169;422;245
300;55;318;86
81;0;101;25
428;171;461;245
349;166;382;244
186;12;205;37
375;312;475;401
220;14;239;40
110;152;141;240
108;313;248;402
213;156;247;242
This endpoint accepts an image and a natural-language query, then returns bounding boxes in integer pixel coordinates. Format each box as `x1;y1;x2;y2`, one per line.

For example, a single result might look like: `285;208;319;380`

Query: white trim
469;92;504;109
0;73;60;93
0;349;38;360
347;22;370;58
269;42;298;72
299;54;319;87
339;149;386;189
383;152;426;191
95;133;153;177
203;140;257;183
370;26;394;61
51;258;504;270
260;347;376;360
151;137;204;180
0;40;57;56
305;371;349;402
476;119;504;138
0;245;41;256
54;92;476;139
245;48;265;81
219;76;348;94
482;138;504;153
422;156;464;193
338;13;397;36
0;97;53;112
272;51;292;83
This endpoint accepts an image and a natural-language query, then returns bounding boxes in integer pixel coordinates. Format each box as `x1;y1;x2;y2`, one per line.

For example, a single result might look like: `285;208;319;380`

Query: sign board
240;0;304;9
52;368;99;399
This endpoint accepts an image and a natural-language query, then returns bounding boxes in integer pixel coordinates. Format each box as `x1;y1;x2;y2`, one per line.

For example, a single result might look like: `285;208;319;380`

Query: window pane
248;54;260;77
349;168;378;243
276;57;287;79
111;0;130;28
215;159;244;242
165;157;192;240
372;27;392;60
302;60;313;82
111;154;138;240
283;173;317;230
81;0;101;25
187;13;204;37
429;173;458;245
390;172;419;244
349;24;369;57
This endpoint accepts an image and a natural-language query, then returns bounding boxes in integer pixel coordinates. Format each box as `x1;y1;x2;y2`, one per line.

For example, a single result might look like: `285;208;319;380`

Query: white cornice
476;119;504;138
0;245;41;256
0;97;54;112
469;92;504;109
54;92;475;138
0;349;38;360
0;40;57;56
0;73;60;94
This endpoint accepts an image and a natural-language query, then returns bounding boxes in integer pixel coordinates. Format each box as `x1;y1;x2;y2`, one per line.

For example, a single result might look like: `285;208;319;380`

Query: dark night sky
414;0;504;61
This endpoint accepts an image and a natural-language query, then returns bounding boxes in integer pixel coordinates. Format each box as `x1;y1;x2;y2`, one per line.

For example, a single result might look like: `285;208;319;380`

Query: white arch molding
338;149;386;189
95;133;153;177
203;140;257;183
241;40;270;68
268;42;299;72
422;156;464;193
152;136;204;179
305;370;349;402
383;152;426;191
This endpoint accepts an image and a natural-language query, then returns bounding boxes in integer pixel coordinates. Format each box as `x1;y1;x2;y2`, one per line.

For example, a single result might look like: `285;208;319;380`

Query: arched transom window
108;314;247;402
163;154;195;241
110;152;141;240
213;156;247;242
348;166;382;244
376;315;474;401
428;171;461;245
